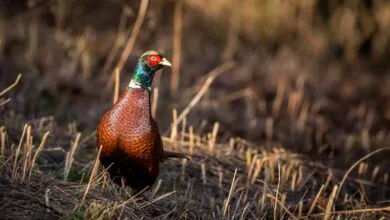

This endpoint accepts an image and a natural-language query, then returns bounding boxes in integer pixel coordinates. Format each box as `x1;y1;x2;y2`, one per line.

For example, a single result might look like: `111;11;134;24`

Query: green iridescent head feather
130;50;172;91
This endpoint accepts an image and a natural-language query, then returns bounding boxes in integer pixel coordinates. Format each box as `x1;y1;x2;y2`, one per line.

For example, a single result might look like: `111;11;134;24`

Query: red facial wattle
147;55;162;67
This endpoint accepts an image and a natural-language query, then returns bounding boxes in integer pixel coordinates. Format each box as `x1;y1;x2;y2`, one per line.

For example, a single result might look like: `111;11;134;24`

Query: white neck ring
128;80;151;91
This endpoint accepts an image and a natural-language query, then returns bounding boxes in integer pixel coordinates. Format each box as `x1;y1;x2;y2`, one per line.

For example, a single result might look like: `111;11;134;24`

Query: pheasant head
129;50;172;91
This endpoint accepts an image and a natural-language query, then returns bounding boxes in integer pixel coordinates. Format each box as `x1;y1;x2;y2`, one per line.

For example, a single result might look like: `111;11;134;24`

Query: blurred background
3;0;390;218
1;0;390;198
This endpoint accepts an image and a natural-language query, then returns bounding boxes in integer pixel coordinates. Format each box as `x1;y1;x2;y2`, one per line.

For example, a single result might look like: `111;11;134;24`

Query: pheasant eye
147;55;161;66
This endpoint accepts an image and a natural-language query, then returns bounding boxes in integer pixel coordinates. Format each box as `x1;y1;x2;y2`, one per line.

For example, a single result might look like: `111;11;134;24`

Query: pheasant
97;50;188;193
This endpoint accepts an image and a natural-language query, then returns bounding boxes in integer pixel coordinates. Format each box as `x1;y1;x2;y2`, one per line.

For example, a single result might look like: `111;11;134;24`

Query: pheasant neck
128;61;155;92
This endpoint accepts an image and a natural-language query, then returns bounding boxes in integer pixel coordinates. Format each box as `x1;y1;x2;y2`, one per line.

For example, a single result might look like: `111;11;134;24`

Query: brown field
1;0;390;219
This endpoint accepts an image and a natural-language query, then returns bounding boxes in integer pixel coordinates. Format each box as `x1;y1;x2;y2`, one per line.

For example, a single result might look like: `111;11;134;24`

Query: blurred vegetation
1;0;390;71
188;0;390;67
1;0;390;219
0;0;389;130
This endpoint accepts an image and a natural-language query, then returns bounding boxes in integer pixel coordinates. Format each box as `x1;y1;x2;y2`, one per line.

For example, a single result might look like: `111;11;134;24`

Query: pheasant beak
159;58;172;67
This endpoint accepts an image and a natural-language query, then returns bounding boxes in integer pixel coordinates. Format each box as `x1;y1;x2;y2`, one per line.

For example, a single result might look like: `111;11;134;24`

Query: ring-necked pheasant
97;50;189;193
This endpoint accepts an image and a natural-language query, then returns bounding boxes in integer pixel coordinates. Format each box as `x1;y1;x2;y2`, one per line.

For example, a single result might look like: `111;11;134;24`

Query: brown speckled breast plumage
97;88;163;192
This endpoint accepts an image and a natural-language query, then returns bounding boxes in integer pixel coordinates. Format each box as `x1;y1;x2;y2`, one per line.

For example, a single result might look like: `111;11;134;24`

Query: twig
12;124;28;181
0;151;16;170
78;130;97;146
267;194;298;220
101;5;131;75
0;98;10;106
141;191;176;208
307;184;325;216
306;206;390;217
0;74;22;97
151;87;159;118
307;161;390;189
80;144;103;206
28;131;50;181
44;187;51;213
324;185;338;220
112;0;149;76
223;168;237;217
170;0;182;93
177;62;235;123
164;61;235;135
335;147;390;200
274;161;281;220
113;68;120;104
64;133;81;181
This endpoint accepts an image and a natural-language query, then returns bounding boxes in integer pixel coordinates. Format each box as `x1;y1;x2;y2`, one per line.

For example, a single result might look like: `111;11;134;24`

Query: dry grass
2;71;390;219
1;0;390;219
2;121;390;219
